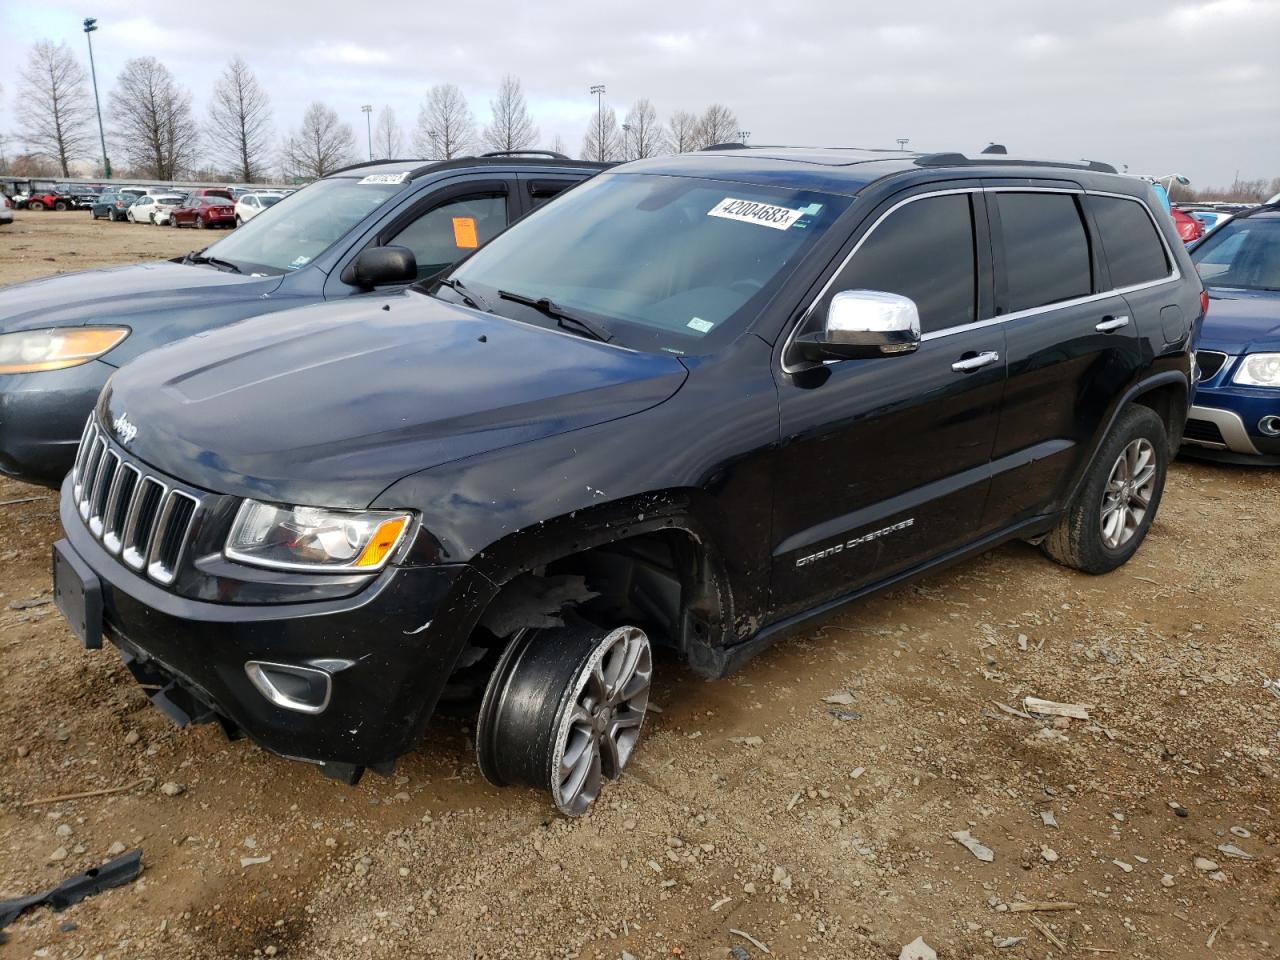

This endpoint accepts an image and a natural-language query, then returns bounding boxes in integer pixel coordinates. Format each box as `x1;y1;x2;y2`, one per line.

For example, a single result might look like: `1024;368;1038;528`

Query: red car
188;187;234;201
169;195;236;229
1171;206;1205;244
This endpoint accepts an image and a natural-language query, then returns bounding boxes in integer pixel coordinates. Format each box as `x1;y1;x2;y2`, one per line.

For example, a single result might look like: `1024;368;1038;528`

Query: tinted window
1089;195;1169;288
824;193;977;334
996;193;1092;313
389;194;508;280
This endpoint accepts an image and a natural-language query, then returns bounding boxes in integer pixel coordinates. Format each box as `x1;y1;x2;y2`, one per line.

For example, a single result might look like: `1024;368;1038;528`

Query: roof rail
700;142;748;151
327;157;435;176
916;152;1118;174
479;149;570;160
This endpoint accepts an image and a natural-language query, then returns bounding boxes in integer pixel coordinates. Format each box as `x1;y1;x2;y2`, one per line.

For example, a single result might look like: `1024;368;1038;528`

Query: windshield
201;177;405;274
440;173;852;353
1192;217;1280;292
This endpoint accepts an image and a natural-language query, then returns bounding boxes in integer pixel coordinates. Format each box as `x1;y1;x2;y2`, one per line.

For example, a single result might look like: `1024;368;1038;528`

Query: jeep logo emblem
112;413;138;445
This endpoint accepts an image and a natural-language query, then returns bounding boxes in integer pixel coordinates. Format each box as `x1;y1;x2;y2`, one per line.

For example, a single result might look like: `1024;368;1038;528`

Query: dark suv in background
52;147;1201;816
0;152;606;485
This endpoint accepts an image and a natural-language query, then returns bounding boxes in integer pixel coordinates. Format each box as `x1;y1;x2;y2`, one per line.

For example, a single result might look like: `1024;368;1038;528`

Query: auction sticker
707;197;804;230
358;172;411;184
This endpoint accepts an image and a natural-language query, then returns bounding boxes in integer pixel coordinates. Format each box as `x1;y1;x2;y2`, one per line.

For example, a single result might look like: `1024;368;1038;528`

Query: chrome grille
71;417;202;586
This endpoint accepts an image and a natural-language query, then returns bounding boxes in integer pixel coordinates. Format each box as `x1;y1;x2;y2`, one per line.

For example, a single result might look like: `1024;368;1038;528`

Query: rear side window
827;193;977;334
1089;195;1170;288
995;193;1092;313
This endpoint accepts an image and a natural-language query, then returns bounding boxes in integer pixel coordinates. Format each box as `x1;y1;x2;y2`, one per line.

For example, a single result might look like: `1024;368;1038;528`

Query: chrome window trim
781;185;1183;369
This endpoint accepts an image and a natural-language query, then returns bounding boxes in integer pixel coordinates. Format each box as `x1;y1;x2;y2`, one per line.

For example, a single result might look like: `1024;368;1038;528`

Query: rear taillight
1200;289;1209;317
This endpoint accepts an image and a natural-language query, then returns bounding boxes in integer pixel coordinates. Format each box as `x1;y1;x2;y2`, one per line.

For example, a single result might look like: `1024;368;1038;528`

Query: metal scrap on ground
0;849;143;929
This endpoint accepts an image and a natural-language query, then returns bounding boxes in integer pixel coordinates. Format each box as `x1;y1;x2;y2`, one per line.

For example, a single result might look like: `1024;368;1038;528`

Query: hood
1199;287;1280;354
100;291;689;508
0;260;283;335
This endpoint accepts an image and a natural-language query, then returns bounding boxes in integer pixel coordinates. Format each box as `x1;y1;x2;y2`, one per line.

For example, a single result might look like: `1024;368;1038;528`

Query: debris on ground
1040;809;1059;828
1007;901;1078;913
1263;678;1280;700
827;708;862;721
1022;697;1092;720
1194;857;1220;872
899;936;937;960
951;830;995;862
0;849;143;928
1216;843;1254;861
729;928;770;955
822;691;856;705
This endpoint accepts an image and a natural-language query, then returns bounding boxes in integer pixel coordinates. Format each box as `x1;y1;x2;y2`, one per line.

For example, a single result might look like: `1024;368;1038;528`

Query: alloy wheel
1100;438;1156;549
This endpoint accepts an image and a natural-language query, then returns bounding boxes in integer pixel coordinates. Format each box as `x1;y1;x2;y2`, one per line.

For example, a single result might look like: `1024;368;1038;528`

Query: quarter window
995;193;1092;313
1088;195;1170;288
825;193;978;334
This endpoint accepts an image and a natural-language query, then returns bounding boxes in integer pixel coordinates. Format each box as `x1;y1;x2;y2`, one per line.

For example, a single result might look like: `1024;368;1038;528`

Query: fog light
245;661;334;714
1259;416;1280;437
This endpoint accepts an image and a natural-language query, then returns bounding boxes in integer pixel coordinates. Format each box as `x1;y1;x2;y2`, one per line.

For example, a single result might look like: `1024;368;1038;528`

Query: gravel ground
1;211;1277;959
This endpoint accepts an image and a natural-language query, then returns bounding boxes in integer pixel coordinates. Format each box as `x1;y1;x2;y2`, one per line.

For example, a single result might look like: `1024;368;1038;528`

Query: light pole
589;84;605;162
896;138;909;151
737;130;751;145
362;105;373;161
82;17;110;178
621;122;632;160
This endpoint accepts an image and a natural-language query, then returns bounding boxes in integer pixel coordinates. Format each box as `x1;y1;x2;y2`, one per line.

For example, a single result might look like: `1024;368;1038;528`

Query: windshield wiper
185;251;242;274
498;290;613;343
436;276;492;312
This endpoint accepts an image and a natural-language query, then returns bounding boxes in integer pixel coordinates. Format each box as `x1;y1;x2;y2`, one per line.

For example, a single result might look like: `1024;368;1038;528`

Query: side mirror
344;245;418;288
792;290;921;363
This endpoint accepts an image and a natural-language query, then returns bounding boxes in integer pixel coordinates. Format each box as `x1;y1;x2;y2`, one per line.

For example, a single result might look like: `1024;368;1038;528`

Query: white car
128;194;186;225
234;192;284;226
0;194;13;227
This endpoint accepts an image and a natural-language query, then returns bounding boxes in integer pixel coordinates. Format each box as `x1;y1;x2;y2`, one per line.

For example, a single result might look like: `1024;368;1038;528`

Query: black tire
235;216;243;227
477;621;652;816
29;200;45;211
195;215;205;229
54;200;69;211
1042;405;1168;575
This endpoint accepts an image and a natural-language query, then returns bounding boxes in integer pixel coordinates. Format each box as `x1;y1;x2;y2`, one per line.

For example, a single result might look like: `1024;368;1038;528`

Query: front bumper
1183;357;1280;464
57;482;497;780
0;361;113;486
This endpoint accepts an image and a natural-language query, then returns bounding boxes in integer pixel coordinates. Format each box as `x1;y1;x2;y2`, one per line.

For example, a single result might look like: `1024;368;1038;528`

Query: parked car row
1;146;1275;819
84;186;282;229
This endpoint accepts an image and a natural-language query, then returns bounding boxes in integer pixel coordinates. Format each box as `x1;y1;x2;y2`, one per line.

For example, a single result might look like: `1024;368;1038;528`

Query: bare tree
547;133;568;156
109;57;200;180
482;74;538;153
281;102;354;179
667;110;700;154
16;41;95;177
413;83;476;159
695;103;739;149
207;56;273;182
373;106;403;159
622;98;666;160
580;105;622;162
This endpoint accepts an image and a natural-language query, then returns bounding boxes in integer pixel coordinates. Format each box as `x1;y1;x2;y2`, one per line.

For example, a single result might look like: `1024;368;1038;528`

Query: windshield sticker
708;197;805;231
357;172;411;185
452;216;479;249
687;317;714;334
287;255;311;270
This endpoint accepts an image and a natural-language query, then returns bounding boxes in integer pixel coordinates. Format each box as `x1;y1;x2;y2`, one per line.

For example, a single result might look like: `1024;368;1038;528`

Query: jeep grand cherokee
52;146;1202;815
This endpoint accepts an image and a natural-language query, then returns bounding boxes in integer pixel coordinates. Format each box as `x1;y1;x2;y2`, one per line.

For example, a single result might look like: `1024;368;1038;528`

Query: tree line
5;40;742;183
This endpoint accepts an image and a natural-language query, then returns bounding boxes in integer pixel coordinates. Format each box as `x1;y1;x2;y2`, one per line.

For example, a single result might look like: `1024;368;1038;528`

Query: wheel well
443;530;730;703
1131;380;1188;450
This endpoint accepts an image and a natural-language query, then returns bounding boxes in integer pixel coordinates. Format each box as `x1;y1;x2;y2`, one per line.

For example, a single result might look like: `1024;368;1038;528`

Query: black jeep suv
0;153;604;485
52;147;1201;815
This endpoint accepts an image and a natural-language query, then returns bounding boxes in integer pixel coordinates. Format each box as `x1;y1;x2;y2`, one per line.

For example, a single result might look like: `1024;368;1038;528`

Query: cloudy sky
2;0;1277;186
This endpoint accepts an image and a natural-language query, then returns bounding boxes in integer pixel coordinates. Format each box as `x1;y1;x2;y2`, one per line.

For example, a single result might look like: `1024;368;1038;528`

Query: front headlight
1232;353;1280;387
0;327;130;374
225;500;413;572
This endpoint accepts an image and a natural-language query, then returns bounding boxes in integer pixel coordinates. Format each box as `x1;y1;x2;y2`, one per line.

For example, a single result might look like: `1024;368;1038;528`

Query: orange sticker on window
452;216;479;248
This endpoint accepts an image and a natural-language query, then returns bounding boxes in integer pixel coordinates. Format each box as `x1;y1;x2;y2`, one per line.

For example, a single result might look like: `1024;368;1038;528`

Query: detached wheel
1042;405;1167;575
477;622;652;816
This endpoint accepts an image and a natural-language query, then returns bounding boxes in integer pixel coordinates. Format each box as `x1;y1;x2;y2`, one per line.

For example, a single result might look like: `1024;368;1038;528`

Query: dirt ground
1;210;1278;960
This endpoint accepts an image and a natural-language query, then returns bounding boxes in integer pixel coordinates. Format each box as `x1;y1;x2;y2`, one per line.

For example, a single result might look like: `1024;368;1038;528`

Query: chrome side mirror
792;290;921;363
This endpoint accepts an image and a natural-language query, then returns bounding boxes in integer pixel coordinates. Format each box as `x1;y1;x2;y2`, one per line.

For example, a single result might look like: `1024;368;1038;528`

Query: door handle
1096;315;1130;332
951;351;1000;373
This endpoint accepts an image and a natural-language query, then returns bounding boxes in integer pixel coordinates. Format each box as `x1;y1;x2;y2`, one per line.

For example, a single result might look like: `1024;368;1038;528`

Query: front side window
442;173;852;354
1191;217;1280;291
1088;195;1170;288
822;193;978;334
995;192;1093;313
201;177;405;274
389;194;508;281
